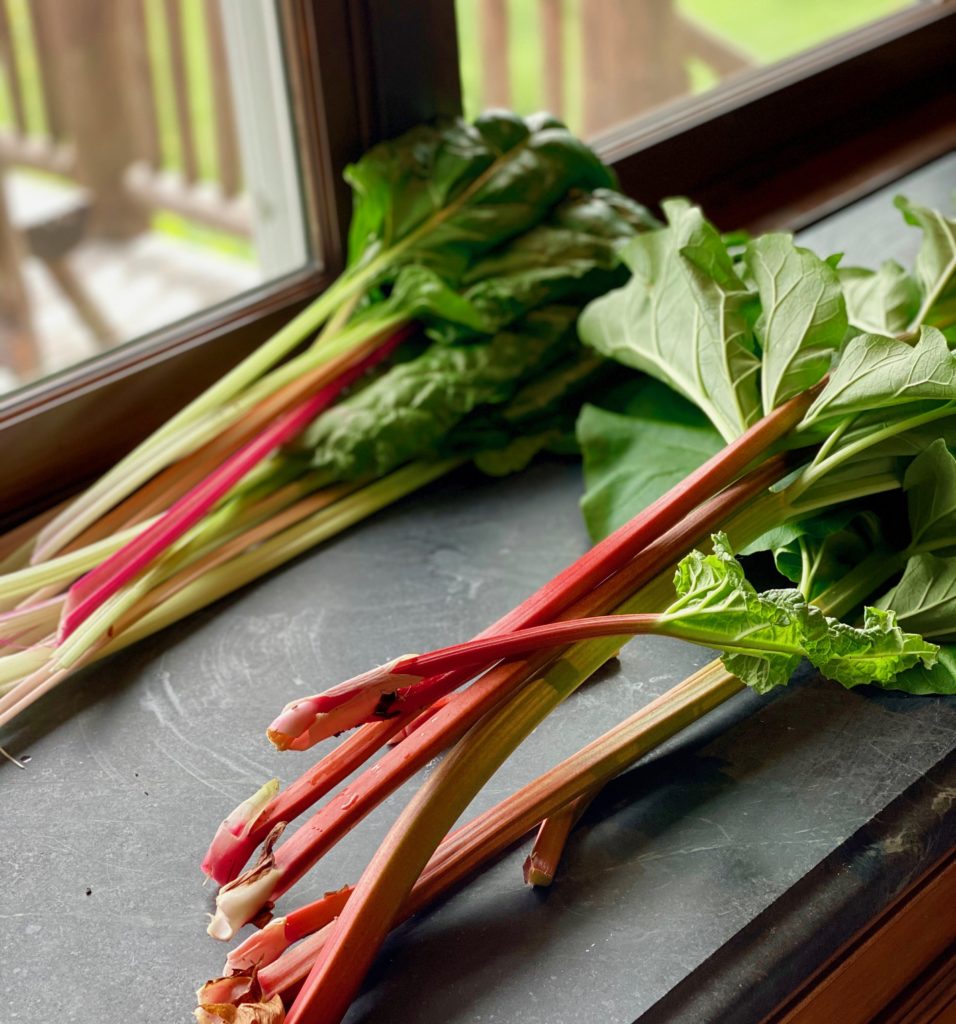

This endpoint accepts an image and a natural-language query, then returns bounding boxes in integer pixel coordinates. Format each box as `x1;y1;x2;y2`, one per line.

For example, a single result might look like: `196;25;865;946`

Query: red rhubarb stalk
231;662;736;1002
522;789;597;887
264;384;815;751
227;886;352;972
207;446;783;885
387;695;453;746
202;718;409;885
208;452;791;936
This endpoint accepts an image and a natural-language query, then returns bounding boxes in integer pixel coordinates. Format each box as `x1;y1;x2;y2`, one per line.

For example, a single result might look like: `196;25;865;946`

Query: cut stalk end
209;825;286;941
202;779;281;884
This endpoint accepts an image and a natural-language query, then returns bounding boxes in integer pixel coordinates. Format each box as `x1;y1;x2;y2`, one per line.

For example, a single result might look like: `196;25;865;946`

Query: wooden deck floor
0;229;260;396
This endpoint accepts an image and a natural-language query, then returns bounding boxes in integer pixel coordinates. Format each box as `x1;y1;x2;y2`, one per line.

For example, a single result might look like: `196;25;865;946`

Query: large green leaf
895;196;956;328
576;377;723;542
658;535;936;693
806;606;938;688
664;537;811;692
445;352;607;467
802;326;956;427
890;644;956;695
840;261;921;337
578;199;761;442
878;553;956;642
428;190;652;342
344;112;616;280
744;233;846;413
903;438;956;555
302;307;577;479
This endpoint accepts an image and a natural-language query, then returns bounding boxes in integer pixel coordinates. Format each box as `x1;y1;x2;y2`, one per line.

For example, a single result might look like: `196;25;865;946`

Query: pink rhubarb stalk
205;433;789;886
58;328;412;642
227;886;352;972
202;717;409;885
274;388;821;1022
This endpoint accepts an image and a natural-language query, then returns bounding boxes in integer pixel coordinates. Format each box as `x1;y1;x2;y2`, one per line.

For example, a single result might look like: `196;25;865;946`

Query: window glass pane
456;0;914;139
0;0;307;395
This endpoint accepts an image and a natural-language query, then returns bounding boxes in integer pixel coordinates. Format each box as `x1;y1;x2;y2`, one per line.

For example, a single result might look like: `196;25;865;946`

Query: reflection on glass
0;0;306;395
457;0;913;138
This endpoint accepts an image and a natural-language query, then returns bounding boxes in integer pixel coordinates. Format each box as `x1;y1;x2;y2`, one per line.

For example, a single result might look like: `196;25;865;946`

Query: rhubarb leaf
345;112;616;280
895;197;956;327
661;535;936;693
302;307;577;479
664;536;812;692
770;510;883;600
840;261;921;336
579;199;761;442
806;606;938;688
802;326;956;427
678;213;762;433
577;377;723;541
903;439;956;555
878;553;956;642
744;233;846;413
889;644;956;695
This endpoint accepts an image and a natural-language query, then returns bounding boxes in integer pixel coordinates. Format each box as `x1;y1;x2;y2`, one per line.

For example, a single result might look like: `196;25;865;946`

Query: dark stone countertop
2;153;955;1024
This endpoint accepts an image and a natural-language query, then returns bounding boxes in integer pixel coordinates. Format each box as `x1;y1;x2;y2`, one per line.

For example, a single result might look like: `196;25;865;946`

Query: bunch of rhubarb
0;113;658;745
195;196;956;1023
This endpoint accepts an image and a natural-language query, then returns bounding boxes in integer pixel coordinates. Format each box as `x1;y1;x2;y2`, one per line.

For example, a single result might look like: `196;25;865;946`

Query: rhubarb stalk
281;540;895;1023
207;449;792;932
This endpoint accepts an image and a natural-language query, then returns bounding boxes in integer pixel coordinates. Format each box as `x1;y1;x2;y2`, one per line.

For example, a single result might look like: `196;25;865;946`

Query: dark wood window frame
1;0;954;526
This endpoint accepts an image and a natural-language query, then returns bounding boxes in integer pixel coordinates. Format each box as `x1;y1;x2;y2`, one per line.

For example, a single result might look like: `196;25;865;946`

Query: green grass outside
456;0;911;131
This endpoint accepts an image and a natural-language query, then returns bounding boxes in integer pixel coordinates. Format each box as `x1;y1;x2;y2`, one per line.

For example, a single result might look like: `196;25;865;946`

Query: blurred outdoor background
0;0;910;396
0;0;303;394
456;0;912;136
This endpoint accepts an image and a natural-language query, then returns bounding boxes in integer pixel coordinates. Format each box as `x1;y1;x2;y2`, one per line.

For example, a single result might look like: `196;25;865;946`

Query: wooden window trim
762;849;956;1024
595;3;956;232
1;1;953;526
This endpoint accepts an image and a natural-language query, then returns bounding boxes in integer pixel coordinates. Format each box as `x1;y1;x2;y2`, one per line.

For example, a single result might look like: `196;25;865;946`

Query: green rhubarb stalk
30;275;362;563
0;518;158;610
105;461;460;655
0;462;459;731
30;305;401;566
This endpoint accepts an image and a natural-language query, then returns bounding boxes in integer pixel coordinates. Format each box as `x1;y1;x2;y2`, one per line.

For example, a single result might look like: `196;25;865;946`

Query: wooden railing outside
474;0;752;136
0;0;250;239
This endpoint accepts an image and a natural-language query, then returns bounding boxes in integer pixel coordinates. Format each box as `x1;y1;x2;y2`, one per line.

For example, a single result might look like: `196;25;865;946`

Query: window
456;0;915;138
0;0;307;394
0;0;952;524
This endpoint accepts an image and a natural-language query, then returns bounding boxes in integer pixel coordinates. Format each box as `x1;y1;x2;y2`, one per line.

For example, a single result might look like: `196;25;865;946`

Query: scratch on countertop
140;681;274;781
159;671;186;718
150;738;234;799
77;717;125;789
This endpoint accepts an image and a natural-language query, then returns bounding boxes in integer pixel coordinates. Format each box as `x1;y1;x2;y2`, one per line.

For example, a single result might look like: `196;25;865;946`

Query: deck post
0;172;37;381
49;0;148;238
